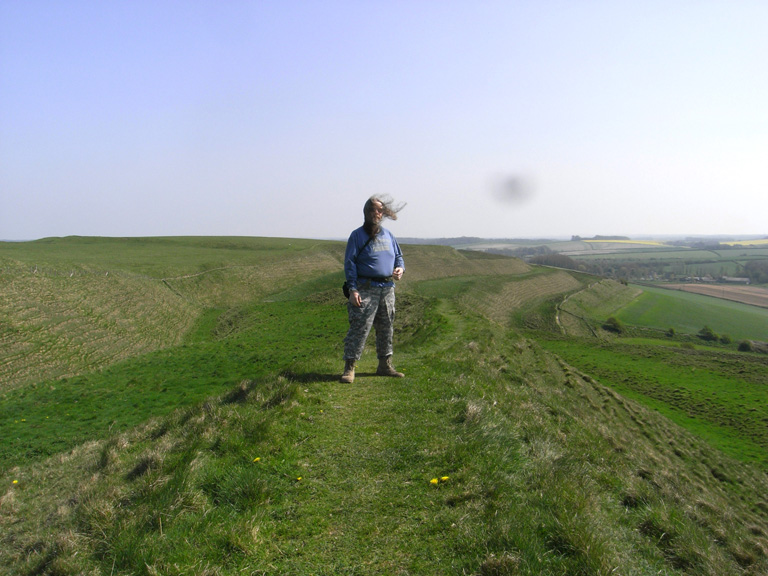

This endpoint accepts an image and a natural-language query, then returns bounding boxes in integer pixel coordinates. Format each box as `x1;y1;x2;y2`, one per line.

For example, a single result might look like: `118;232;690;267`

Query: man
341;195;405;383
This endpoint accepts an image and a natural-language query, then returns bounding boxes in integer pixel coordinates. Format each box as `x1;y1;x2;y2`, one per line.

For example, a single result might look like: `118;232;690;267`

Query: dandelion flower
441;476;450;482
297;477;302;481
430;478;439;485
253;457;261;462
13;480;18;485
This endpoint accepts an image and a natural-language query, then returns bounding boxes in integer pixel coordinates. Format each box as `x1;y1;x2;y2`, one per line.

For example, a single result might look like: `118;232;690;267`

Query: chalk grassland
0;238;526;393
545;279;768;466
542;337;768;467
2;237;768;575
458;270;582;326
414;267;583;327
556;279;643;337
0;237;345;392
8;314;768;575
663;283;768;309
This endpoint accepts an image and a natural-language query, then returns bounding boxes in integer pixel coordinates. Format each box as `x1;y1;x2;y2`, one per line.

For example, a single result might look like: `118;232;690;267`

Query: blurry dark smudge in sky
491;175;534;205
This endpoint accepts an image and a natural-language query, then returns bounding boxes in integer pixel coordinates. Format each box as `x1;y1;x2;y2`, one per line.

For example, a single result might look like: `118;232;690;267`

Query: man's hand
349;290;362;307
393;267;404;281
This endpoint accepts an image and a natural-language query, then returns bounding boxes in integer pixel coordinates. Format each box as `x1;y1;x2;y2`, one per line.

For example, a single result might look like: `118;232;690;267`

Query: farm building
721;276;750;284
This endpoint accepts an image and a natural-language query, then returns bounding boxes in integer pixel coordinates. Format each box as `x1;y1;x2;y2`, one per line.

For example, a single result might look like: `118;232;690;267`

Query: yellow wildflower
253;457;261;462
441;476;450;482
430;478;439;485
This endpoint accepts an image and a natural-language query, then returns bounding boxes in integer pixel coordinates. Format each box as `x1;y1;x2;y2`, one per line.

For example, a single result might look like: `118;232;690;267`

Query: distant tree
744;259;768;284
603;317;624;334
738;340;753;352
719;334;732;345
666;327;675;338
698;326;718;342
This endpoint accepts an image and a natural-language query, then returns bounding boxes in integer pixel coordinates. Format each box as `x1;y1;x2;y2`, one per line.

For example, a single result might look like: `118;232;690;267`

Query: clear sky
2;1;767;241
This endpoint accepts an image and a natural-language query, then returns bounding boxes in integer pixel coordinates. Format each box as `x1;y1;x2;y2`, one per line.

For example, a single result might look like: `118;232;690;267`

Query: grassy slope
0;236;345;392
549;279;768;466
2;238;768;575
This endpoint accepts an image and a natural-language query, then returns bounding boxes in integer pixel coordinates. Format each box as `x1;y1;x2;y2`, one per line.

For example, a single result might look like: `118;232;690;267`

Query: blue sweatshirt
344;226;405;291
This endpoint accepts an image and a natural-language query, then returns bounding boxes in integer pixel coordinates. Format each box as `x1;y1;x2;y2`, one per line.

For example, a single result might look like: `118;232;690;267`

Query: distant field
664;283;768;309
723;239;768;246
618;284;768;341
573;249;715;261
583;239;664;245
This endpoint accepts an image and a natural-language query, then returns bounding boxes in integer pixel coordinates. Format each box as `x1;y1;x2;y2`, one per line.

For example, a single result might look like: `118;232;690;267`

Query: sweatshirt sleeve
392;234;405;271
344;231;361;291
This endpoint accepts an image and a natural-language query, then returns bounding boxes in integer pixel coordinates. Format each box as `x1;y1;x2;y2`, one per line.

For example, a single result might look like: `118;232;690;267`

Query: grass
2;237;768;575
538;336;768;467
617;284;768;341
0;237;347;393
0;298;346;472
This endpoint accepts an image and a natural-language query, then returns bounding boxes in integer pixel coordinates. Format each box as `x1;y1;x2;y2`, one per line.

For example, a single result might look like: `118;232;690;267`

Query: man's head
364;195;399;234
363;195;403;234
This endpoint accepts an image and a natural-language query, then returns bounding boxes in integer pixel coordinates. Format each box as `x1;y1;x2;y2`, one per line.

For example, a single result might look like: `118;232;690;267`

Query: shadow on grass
280;370;342;384
280;370;406;384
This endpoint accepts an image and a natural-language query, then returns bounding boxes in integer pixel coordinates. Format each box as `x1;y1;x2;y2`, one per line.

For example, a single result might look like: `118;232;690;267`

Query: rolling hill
1;237;767;575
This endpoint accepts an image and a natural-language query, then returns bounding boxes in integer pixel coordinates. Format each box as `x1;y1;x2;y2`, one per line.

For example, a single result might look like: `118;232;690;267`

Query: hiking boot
376;355;404;378
340;359;356;383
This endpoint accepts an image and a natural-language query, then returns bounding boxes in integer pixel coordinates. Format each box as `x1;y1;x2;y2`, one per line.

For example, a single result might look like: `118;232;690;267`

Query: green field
2;237;768;575
618;284;768;341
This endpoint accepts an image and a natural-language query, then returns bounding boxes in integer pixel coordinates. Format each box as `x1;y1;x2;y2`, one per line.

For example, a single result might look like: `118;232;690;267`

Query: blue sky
2;1;767;240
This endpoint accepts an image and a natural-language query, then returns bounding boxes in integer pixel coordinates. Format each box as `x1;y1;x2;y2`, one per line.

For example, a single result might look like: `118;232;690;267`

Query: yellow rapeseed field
722;239;768;246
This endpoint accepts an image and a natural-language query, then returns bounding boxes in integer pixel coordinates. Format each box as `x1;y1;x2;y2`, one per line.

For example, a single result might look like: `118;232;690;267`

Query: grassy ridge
2;237;768;575
0;298;346;471
5;296;768;574
539;338;768;466
0;237;346;392
547;278;768;467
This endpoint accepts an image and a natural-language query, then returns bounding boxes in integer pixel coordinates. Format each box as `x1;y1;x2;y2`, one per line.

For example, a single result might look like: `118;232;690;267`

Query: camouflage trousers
344;285;396;361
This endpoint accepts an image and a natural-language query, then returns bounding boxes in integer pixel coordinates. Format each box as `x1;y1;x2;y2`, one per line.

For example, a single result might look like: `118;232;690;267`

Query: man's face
367;201;384;225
